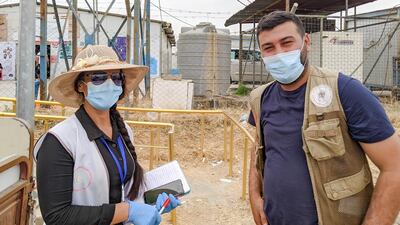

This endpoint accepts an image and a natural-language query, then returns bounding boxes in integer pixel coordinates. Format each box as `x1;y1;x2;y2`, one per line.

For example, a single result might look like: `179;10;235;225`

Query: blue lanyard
100;135;127;185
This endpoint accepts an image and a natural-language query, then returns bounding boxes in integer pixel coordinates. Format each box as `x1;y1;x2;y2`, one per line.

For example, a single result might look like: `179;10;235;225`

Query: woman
34;45;180;225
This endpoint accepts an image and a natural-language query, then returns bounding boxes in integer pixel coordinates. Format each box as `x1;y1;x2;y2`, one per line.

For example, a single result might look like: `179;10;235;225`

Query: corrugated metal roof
225;0;377;26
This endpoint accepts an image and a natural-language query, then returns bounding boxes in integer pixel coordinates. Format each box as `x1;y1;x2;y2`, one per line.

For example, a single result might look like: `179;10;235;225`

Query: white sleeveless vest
34;115;135;206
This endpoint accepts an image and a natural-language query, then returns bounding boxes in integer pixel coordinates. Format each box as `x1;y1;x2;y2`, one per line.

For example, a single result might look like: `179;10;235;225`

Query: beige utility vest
249;65;373;225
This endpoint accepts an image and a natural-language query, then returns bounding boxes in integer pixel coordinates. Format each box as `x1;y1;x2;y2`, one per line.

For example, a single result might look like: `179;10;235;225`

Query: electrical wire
148;6;231;19
157;14;228;19
366;4;400;50
236;0;247;7
150;1;194;27
349;4;400;77
0;0;10;5
154;7;231;15
157;0;163;22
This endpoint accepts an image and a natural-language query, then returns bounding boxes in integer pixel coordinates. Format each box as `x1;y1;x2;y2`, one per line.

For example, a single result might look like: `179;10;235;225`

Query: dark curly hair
257;11;305;38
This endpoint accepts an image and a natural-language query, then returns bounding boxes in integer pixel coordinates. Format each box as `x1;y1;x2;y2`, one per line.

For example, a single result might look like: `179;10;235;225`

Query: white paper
144;160;190;193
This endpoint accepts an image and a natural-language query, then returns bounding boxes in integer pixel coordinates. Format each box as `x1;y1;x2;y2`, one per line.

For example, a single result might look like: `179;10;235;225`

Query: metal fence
139;9;400;110
231;8;400;101
302;11;400;91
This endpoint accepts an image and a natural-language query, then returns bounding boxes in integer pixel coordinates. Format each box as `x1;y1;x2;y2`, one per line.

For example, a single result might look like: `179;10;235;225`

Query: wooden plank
0;189;22;225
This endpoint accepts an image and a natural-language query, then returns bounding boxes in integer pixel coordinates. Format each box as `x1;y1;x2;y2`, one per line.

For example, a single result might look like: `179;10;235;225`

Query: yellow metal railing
0;97;66;116
0;97;255;200
117;106;255;200
0;111;175;169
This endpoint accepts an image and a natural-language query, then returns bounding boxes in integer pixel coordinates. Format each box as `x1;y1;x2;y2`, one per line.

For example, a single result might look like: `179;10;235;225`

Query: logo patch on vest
310;85;333;108
73;167;92;191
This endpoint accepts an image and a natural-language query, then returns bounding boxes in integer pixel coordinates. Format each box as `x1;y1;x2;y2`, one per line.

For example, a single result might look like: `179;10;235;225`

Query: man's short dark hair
257;11;305;38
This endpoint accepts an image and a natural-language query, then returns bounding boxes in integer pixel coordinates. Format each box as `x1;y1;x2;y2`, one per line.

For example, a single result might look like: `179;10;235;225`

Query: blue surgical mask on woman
85;79;123;110
263;40;305;84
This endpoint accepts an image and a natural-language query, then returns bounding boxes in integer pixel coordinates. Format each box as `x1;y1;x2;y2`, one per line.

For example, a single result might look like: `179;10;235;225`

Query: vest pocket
323;165;371;201
304;118;345;161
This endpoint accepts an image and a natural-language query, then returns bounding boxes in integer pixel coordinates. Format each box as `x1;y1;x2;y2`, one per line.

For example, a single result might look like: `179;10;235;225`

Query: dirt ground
131;105;255;225
32;99;400;225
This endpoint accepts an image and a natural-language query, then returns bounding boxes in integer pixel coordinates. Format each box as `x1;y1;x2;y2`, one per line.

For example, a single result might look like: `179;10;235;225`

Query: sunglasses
84;71;124;86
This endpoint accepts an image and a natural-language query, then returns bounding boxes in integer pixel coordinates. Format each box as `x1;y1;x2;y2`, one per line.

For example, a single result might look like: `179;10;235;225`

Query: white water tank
178;22;231;96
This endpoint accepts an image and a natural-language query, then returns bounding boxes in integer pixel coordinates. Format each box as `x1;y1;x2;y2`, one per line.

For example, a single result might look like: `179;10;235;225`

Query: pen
158;197;170;214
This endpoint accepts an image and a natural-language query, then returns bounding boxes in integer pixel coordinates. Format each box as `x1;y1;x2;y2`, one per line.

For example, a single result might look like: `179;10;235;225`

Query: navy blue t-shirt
248;74;395;225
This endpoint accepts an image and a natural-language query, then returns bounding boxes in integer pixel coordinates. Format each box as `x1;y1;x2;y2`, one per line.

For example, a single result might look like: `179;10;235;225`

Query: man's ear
304;33;311;52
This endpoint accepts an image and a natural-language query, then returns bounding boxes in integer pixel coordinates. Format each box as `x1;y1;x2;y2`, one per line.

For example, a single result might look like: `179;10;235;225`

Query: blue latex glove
127;201;161;225
156;193;181;214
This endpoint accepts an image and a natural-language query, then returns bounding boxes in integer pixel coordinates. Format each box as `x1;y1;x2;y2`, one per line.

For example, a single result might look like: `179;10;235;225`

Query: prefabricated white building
0;2;176;98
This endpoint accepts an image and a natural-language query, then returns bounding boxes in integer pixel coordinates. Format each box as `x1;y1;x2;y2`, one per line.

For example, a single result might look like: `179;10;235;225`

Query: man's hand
250;194;268;225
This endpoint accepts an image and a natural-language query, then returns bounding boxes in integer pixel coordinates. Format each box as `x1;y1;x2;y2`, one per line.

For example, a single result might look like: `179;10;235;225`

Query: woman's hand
127;201;161;225
156;193;181;214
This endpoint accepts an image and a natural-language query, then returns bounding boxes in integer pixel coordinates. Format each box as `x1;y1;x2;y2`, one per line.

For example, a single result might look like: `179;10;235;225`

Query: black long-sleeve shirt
36;106;135;225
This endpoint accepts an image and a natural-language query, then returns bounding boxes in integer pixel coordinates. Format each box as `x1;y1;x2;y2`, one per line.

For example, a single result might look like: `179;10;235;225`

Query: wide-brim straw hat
49;45;148;108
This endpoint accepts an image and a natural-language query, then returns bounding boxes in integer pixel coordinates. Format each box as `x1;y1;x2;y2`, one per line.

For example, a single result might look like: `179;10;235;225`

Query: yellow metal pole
155;129;160;165
223;116;228;161
150;129;155;170
200;114;205;157
229;122;234;177
157;112;161;121
61;105;66;116
171;210;177;225
156;112;161;164
242;136;249;200
12;100;16;113
168;132;175;161
164;109;176;224
44;120;49;132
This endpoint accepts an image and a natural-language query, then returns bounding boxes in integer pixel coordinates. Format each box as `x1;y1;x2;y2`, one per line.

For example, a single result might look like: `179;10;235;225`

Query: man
248;11;400;225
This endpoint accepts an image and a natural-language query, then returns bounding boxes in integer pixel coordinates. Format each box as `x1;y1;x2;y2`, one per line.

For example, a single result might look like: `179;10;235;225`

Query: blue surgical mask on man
85;79;123;110
263;40;305;84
